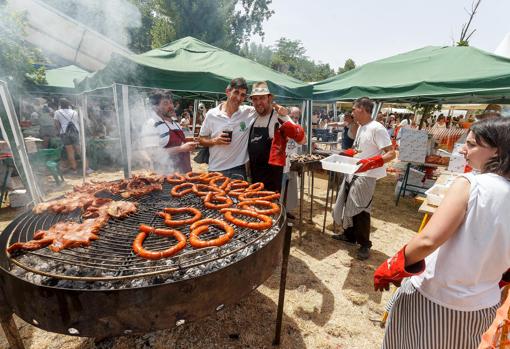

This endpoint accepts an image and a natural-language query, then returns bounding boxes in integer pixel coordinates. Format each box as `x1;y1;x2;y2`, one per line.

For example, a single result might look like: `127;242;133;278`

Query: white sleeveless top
411;173;510;311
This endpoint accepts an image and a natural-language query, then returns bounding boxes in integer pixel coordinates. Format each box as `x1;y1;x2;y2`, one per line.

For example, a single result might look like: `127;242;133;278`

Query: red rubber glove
499;269;510;288
279;120;305;143
340;148;357;157
374;245;425;291
268;126;287;167
356;155;384;173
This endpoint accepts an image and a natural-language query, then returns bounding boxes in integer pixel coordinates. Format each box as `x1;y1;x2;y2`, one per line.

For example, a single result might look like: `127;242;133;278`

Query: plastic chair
31;147;65;184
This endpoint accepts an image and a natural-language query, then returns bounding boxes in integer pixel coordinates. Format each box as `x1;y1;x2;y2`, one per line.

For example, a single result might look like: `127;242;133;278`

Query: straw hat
250;81;272;97
478;104;502;120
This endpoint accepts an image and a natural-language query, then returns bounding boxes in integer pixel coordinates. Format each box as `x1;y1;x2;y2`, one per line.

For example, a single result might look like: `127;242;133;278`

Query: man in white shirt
199;78;254;179
332;97;396;260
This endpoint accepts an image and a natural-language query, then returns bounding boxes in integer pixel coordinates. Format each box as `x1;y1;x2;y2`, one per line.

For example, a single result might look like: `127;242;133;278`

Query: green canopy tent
78;36;312;101
313;46;510;104
78;37;314;176
27;65;92;94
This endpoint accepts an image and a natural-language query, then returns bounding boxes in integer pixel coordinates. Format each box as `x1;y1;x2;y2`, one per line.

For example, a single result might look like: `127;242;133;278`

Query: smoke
41;0;142;48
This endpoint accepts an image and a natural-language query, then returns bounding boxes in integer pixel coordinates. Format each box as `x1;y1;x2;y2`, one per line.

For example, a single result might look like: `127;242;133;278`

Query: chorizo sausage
133;225;186;260
247;182;264;192
237;199;281;215
157;207;202;226
219;208;273;230
192;184;226;197
189;218;235;248
238;191;281;202
166;173;186;184
209;176;230;190
200;172;223;183
170;183;195;197
225;179;249;192
185;171;207;182
203;192;233;209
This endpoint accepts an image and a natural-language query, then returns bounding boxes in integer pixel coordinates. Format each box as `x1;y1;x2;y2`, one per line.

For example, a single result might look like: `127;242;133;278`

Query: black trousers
343;211;372;248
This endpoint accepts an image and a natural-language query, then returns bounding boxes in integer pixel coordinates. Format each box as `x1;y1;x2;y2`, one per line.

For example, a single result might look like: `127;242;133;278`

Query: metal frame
0;81;42;204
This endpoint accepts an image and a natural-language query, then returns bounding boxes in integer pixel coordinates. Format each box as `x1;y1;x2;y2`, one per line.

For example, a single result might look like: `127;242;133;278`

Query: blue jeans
219;164;247;180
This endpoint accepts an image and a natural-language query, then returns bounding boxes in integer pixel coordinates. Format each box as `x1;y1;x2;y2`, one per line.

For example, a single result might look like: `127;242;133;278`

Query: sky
253;0;510;70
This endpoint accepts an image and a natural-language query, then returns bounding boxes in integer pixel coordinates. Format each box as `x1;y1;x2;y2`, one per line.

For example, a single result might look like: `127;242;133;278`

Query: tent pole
112;84;130;179
121;85;132;177
192;99;198;138
0;81;42;204
78;94;88;182
301;100;306;125
372;102;382;120
307;100;313;154
333;102;337;121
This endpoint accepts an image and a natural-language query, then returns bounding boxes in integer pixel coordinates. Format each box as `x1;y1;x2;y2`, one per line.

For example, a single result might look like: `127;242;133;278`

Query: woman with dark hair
375;118;510;349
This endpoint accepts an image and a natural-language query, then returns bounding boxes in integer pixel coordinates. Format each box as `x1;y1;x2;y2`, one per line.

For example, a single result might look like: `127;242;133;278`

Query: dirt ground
0;167;422;349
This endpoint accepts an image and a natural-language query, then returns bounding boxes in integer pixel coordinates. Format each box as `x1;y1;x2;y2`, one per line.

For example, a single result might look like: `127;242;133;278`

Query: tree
337;58;356;74
270;37;335;82
456;0;481;46
130;0;274;52
240;42;273;66
0;2;46;95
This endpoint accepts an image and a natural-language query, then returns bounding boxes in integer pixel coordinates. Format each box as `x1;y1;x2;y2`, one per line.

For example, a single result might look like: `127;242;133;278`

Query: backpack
59;110;79;142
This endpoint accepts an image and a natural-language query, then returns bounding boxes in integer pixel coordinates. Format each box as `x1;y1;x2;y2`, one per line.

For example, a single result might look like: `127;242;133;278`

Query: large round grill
4;181;284;287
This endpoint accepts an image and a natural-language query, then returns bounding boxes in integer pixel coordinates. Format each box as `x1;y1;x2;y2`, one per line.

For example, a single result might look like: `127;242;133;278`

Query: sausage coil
189;218;235;248
219;208;273;230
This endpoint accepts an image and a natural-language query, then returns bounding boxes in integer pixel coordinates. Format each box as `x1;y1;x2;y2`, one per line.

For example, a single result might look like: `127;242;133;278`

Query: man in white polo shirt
199;78;254;179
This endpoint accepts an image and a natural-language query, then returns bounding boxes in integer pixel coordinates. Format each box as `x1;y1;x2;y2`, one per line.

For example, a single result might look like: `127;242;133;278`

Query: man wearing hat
248;81;306;192
478;104;502;121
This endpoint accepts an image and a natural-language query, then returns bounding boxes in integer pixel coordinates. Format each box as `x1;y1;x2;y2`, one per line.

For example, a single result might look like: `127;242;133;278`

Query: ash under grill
5;182;284;288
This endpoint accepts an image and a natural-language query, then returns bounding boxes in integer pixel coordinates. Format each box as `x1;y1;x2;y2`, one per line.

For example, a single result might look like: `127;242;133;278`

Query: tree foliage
270;37;335;82
0;2;46;94
129;0;274;52
337;58;356;74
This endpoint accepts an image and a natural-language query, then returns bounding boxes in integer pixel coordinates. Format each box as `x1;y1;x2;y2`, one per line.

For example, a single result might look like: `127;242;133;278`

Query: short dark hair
149;90;173;106
353;97;374;114
470;117;510;178
228;77;248;91
59;98;71;109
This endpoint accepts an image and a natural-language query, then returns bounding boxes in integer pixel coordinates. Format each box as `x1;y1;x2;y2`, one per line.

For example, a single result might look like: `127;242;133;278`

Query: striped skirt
383;280;499;349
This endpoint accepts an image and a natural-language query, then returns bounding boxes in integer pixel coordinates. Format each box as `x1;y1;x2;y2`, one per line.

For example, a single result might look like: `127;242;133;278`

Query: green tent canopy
78;37;312;100
313;46;510;104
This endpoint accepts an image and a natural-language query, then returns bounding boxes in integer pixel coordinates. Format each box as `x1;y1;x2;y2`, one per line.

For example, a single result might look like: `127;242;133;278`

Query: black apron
248;110;283;192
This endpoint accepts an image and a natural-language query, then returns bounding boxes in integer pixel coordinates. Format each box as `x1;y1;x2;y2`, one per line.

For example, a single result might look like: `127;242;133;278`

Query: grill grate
6;182;284;282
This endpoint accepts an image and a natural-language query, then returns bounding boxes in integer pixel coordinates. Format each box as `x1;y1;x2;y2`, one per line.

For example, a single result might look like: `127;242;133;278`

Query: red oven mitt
340;148;357;157
356;155;384;173
499;268;510;288
268;125;287;167
374;245;425;291
280;121;305;143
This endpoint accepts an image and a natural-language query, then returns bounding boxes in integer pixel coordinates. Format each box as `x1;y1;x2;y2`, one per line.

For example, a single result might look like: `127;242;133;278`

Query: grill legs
0;290;24;349
273;222;292;346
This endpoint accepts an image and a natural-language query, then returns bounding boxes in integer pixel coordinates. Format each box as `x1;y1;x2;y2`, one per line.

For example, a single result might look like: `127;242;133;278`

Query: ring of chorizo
227;187;247;198
185;171;207;182
170;183;195;197
238;191;281;202
209;176;230;190
192;183;226;197
166;173;186;184
200;172;223;183
247;182;264;192
133;224;186;260
225;179;249;192
219;208;273;230
157;207;202;226
189;218;235;248
203;192;234;209
237;199;281;215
